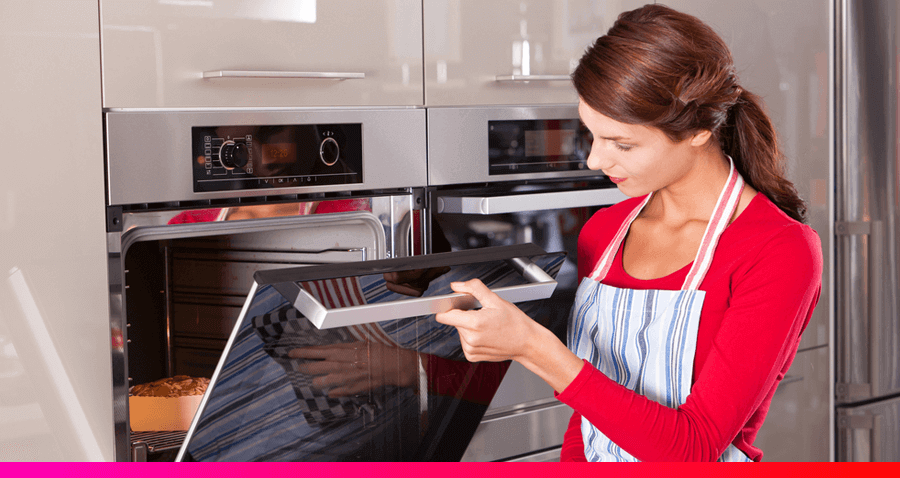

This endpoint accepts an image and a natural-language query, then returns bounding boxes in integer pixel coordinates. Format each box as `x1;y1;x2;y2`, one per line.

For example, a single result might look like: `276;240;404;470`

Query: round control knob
319;137;340;166
219;141;249;170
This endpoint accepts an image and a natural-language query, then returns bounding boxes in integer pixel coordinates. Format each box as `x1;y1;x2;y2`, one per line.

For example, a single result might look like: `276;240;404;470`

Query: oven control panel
488;119;590;176
191;123;362;193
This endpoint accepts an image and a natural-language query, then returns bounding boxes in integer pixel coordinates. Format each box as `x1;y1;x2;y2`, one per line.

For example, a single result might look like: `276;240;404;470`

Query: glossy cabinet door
423;0;647;106
100;0;423;108
0;1;113;461
663;0;830;351
753;346;831;462
665;0;831;460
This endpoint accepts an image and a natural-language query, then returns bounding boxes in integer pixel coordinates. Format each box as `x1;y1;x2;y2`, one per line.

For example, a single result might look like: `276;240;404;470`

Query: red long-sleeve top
556;193;822;462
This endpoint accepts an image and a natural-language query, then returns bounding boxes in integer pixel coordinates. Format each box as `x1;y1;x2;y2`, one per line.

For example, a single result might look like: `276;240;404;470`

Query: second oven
426;105;627;461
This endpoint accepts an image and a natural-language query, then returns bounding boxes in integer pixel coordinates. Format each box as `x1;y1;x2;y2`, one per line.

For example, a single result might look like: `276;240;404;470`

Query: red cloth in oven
557;193;822;462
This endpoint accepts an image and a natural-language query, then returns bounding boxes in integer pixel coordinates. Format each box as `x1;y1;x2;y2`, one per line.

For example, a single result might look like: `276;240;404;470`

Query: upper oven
426;105;627;462
105;108;428;461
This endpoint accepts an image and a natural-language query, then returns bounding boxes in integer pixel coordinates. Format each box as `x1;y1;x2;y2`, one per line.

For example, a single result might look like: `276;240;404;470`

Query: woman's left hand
435;279;539;363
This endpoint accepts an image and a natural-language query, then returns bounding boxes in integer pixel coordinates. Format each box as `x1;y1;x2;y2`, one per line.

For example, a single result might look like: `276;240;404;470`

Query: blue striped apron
567;158;752;462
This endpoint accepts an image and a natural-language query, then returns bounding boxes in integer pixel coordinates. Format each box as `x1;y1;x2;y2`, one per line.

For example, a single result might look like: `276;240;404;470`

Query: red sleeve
556;225;822;461
424;354;511;406
560;409;587;461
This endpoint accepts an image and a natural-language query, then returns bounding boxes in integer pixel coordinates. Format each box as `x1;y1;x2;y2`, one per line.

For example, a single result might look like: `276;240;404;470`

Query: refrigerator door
835;0;900;404
837;395;900;462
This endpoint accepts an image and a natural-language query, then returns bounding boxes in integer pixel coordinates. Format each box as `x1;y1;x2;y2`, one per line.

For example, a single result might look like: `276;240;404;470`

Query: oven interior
121;209;388;460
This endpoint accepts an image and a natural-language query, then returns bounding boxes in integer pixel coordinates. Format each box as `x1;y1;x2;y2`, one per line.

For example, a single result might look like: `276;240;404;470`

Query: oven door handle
436;188;628;214
281;257;557;329
202;70;365;80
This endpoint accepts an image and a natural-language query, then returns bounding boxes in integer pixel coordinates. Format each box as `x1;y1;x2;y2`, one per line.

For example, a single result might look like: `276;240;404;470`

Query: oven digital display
192;123;363;193
488;119;590;175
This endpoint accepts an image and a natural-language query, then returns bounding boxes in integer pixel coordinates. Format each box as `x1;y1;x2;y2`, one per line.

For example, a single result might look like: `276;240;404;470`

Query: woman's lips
608;176;627;184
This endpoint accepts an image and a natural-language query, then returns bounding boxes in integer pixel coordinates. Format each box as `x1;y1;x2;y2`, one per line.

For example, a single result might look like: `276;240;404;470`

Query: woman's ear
689;129;713;147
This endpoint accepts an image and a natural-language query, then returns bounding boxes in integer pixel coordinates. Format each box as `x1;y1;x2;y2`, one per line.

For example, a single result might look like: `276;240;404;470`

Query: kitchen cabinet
663;0;830;352
100;0;423;108
423;0;647;106
753;346;831;462
666;0;832;461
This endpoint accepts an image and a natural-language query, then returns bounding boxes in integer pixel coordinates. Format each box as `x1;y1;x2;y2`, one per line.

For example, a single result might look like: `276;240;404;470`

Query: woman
435;4;822;462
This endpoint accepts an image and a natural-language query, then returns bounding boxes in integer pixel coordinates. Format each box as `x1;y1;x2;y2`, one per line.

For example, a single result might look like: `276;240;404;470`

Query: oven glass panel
180;251;565;461
488;119;591;175
192;124;363;192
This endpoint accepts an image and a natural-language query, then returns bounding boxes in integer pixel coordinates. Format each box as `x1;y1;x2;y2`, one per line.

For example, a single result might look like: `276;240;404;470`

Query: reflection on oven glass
181;253;565;461
435;204;602;344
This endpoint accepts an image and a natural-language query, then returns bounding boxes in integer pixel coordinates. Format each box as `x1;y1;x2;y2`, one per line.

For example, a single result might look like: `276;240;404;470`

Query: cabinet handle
203;70;365;80
495;75;571;82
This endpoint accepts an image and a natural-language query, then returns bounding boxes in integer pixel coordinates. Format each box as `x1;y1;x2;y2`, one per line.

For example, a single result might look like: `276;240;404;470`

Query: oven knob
319;137;340;166
219;140;249;170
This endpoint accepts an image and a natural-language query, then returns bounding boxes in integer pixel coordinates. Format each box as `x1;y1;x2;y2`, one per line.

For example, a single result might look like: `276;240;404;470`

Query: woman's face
578;99;707;198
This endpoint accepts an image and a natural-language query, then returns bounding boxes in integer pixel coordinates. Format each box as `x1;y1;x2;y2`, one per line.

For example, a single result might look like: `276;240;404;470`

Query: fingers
449;279;505;308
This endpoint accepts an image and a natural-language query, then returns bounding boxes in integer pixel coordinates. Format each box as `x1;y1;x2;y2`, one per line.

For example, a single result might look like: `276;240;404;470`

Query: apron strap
588;157;745;290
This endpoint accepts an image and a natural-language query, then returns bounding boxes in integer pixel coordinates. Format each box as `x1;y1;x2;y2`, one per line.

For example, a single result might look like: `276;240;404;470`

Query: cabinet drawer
423;0;646;106
100;0;423;108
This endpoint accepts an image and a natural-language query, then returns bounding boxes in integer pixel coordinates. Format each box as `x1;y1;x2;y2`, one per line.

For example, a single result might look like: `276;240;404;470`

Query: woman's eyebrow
597;135;632;141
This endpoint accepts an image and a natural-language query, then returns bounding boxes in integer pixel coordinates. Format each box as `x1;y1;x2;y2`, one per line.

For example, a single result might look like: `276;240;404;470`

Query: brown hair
573;4;807;223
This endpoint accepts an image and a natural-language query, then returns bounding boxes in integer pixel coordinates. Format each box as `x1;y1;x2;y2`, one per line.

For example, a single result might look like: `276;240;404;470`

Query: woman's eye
614;142;633;152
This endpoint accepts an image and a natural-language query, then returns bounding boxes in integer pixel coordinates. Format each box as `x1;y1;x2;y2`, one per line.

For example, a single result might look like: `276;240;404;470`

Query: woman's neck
644;147;731;226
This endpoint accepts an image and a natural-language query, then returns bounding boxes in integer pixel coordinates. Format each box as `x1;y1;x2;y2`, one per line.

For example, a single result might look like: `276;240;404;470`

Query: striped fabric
568;158;751;462
186;253;565;461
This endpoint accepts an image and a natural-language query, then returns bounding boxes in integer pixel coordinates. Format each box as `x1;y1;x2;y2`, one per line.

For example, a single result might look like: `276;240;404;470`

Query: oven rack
131;430;187;461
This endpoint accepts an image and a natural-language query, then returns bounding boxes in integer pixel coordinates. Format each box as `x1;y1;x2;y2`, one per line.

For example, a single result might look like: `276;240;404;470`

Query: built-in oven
426;105;628;462
105;108;429;461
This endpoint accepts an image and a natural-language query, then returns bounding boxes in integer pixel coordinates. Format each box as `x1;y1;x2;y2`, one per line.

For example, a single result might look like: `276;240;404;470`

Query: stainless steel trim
461;401;571;462
202;70;365;80
289;256;557;329
507;447;562;462
427;105;610;186
495;75;571;82
106;108;426;205
436;188;628;214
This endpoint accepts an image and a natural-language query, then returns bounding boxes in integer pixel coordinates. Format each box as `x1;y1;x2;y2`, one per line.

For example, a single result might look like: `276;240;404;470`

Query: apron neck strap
589;156;745;291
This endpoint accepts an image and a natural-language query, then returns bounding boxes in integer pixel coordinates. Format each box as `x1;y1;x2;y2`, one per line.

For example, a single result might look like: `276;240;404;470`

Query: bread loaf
130;375;210;398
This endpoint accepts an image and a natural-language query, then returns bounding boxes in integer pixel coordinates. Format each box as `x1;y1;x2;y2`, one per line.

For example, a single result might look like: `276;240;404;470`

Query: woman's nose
585;145;609;171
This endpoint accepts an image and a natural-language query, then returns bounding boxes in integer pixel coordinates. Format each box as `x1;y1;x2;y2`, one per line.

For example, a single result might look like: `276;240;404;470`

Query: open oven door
175;244;565;462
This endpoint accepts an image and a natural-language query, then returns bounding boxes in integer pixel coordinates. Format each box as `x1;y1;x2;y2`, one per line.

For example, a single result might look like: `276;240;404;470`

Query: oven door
431;182;626;462
176;244;566;461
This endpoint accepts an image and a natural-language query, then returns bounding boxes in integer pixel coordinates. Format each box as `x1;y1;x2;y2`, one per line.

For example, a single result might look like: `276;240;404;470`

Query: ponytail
721;90;807;223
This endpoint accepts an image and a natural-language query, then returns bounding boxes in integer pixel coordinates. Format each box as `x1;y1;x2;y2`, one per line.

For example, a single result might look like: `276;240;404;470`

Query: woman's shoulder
727;193;823;273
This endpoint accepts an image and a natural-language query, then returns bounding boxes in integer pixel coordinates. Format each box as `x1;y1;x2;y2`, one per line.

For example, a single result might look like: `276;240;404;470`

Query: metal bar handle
495;75;571;82
291;256;557;329
834;220;875;402
203;70;365;80
868;220;883;398
436;188;628;215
